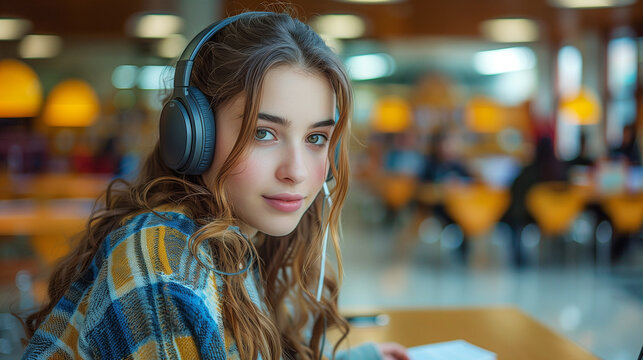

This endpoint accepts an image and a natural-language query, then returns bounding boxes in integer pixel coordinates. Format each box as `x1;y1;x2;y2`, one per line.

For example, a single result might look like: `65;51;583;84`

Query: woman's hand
376;342;410;360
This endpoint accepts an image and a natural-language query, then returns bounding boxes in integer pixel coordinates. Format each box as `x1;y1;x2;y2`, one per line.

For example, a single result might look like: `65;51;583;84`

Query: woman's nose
276;144;307;184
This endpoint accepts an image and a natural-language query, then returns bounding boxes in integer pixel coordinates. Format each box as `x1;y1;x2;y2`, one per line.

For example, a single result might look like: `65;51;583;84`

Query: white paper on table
407;339;496;360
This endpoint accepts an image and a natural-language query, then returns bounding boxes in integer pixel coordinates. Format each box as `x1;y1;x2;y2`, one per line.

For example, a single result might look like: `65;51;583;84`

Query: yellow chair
602;193;643;234
375;174;419;211
443;183;510;237
526;182;586;236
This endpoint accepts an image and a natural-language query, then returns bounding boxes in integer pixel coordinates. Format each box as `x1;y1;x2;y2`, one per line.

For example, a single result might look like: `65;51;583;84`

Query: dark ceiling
1;0;643;42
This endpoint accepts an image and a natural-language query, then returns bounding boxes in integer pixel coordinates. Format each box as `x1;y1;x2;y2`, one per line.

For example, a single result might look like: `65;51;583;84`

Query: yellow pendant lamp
465;96;505;133
559;88;601;125
42;79;100;127
0;59;43;118
371;96;412;133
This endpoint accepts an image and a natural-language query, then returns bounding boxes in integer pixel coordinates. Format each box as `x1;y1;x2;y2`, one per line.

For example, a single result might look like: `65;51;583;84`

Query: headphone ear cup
185;87;216;175
159;98;192;172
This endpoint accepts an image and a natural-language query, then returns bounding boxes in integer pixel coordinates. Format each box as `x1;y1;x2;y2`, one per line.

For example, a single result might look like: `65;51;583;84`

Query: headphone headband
173;11;272;88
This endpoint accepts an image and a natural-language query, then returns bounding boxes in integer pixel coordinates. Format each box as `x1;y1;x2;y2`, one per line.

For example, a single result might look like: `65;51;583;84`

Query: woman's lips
263;195;303;212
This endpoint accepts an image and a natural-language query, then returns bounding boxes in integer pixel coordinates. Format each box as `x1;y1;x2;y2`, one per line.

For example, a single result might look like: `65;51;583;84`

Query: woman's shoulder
104;208;206;280
115;206;198;240
86;207;226;333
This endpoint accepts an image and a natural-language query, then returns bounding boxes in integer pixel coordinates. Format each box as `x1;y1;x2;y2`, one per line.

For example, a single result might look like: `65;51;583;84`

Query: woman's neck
237;222;258;240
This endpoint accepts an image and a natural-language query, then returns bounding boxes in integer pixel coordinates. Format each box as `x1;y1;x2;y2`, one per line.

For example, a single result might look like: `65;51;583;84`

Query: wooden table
0;173;112;199
0;199;93;267
0;199;92;237
329;307;599;360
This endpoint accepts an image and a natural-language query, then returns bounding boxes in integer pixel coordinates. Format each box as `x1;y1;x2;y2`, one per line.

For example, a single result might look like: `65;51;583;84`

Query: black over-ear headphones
159;12;269;175
159;11;340;181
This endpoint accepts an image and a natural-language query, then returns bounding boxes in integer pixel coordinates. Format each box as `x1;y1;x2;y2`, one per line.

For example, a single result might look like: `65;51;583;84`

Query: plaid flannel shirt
22;210;381;360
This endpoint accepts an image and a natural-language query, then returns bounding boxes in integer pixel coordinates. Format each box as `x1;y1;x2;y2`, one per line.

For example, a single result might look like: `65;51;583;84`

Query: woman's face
204;65;336;238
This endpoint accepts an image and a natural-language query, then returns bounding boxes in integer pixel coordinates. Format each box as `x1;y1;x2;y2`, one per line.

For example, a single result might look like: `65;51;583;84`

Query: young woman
22;11;408;360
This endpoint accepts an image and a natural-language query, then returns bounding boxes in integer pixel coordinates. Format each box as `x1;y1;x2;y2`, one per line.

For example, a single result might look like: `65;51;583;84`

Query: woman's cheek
228;157;266;186
317;161;329;184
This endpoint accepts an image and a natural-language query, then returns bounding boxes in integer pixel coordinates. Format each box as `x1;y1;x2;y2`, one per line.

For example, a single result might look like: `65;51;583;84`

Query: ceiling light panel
19;35;63;58
311;14;366;39
480;18;539;43
548;0;636;8
0;18;32;40
134;14;183;38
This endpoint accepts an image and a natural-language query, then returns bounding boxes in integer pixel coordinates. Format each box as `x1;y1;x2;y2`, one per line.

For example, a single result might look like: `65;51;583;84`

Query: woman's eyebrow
311;119;336;128
258;112;335;129
258;112;290;126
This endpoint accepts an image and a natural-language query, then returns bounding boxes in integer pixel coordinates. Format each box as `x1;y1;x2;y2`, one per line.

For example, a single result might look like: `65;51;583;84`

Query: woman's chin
258;223;299;237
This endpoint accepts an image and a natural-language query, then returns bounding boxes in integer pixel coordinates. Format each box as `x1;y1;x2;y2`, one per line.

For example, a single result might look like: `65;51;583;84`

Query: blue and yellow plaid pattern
22;210;381;360
22;211;232;359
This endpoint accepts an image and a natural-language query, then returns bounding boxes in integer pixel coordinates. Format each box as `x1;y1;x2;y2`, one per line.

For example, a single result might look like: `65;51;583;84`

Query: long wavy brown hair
24;10;353;360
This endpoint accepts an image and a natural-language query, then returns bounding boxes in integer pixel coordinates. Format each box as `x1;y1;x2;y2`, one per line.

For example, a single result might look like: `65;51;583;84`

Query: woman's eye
307;134;328;145
255;129;275;141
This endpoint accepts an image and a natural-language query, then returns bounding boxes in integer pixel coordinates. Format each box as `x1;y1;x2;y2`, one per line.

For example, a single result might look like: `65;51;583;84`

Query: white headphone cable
316;182;332;302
